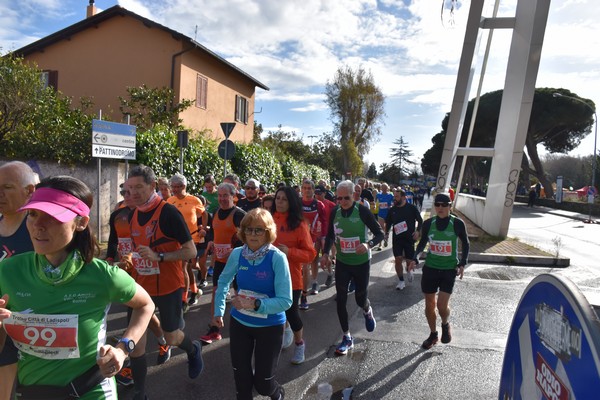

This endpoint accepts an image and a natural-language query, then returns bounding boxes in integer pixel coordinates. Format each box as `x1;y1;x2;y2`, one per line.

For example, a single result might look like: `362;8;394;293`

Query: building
13;2;269;143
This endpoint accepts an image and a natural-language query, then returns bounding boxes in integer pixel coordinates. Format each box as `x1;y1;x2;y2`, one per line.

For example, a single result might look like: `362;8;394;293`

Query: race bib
430;240;452;256
4;312;79;359
394;221;408;235
379;202;388;210
214;243;232;260
339;236;360;254
236;289;268;319
117;238;133;258
132;252;160;275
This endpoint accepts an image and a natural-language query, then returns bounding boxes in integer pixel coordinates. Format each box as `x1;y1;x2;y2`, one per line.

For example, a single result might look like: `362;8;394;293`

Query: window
235;95;248;124
196;74;207;109
41;70;58;91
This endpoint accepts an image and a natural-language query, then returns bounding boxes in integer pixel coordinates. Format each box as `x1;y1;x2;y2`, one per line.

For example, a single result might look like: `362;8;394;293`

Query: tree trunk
525;136;554;199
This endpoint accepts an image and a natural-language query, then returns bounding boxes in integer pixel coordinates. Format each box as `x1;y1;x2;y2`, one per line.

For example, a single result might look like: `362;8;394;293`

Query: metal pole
97;110;102;241
223;142;228;177
553;93;597;223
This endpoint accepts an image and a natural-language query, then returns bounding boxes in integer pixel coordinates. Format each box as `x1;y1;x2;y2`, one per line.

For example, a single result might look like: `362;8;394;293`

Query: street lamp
553;92;598;223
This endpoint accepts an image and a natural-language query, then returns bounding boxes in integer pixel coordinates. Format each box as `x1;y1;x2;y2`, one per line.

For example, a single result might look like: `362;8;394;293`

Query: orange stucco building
13;3;269;143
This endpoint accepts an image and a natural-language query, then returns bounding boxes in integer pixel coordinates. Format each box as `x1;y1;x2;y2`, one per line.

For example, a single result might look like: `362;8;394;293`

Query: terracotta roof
13;5;269;91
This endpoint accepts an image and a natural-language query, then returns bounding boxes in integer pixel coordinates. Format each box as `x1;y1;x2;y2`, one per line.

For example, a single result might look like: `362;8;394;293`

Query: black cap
315;185;326;194
434;193;451;203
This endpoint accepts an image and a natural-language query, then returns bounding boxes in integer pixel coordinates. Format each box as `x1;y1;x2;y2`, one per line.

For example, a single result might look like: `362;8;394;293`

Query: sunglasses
336;196;351;201
434;203;450;207
244;227;268;236
120;190;130;196
245;186;257;190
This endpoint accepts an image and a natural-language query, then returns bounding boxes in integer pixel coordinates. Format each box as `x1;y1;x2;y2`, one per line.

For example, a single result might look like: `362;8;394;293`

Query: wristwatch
253;299;261;312
159;253;165;262
118;338;136;354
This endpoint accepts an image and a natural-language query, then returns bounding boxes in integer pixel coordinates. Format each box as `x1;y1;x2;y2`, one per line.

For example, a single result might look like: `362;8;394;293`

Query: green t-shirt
0;251;136;398
426;215;459;269
203;190;219;214
334;203;369;265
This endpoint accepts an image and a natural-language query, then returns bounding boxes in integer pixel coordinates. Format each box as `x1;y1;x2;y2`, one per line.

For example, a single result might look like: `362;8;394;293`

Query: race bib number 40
339;236;360;254
430;240;452;256
4;312;80;359
132;252;160;275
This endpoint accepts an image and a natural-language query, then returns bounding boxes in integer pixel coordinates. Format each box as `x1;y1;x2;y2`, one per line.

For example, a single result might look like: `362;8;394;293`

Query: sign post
219;123;236;176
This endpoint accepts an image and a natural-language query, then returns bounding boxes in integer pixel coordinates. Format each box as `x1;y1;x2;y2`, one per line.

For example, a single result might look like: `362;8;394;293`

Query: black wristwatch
253;299;261;312
118;338;136;354
159;253;165;262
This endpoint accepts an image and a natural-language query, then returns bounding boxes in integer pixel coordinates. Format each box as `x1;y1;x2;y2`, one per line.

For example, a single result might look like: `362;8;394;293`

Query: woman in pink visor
0;175;154;400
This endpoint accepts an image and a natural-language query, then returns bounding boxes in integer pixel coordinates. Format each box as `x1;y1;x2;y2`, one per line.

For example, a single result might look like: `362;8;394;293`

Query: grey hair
0;161;37;187
170;172;187;186
218;182;237;196
337;180;355;194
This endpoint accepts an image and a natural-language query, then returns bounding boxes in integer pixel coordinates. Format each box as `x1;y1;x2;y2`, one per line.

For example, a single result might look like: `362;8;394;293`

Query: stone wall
1;158;127;242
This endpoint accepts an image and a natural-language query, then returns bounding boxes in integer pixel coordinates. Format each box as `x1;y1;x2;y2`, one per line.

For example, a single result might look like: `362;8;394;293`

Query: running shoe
156;344;172;365
182;301;190;313
407;269;414;283
115;367;134;386
347;280;355;294
364;307;376;332
188;292;199;305
198;279;208;288
422;331;439;350
282;325;294;349
396;280;406;290
299;295;309;310
207;267;214;277
291;342;305;365
441;322;452;344
199;326;222;344
188;340;204;379
325;274;334;288
310;281;319;295
335;335;354;355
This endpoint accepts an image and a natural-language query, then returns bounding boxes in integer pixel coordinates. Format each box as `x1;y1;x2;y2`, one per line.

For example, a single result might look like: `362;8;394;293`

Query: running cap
434;193;451;204
19;187;90;223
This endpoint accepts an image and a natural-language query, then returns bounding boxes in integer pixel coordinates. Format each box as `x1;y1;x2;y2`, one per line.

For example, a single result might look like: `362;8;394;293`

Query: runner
385;188;422;290
300;180;326;307
237;179;262;212
376;183;394;248
408;193;469;349
200;182;246;344
321;180;384;356
127;165;204;399
0;161;36;400
0;175;154;400
314;185;336;287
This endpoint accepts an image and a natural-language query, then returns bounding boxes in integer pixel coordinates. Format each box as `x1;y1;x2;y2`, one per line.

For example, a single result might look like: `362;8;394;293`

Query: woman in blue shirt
213;208;292;400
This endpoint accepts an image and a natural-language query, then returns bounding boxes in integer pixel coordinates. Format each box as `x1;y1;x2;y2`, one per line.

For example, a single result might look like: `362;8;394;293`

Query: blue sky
1;0;598;173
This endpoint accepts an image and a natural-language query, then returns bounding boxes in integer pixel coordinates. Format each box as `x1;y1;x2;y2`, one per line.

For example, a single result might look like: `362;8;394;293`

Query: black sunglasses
336;196;351;201
434;202;449;207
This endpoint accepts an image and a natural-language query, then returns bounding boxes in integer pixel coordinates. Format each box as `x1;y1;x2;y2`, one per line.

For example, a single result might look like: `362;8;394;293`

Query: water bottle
317;382;333;400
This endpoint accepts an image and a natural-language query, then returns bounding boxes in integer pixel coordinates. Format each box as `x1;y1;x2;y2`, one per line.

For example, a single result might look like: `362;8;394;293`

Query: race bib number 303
4;312;80;359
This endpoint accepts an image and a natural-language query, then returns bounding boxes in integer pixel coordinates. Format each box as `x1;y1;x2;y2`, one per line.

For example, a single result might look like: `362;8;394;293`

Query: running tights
335;259;371;333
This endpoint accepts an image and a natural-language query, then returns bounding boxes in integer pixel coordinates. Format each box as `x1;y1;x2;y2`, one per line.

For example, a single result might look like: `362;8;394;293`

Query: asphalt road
110;200;600;399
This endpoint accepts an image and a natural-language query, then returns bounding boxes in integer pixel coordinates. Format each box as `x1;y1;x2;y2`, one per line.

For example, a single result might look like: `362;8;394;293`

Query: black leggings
335;259;371;333
285;290;303;332
229;316;284;400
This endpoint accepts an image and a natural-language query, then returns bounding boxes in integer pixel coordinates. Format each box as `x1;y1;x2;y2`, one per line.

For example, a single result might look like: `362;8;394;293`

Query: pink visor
19;187;91;223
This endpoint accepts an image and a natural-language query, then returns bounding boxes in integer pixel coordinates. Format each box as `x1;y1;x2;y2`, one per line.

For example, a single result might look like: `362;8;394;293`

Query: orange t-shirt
272;212;316;290
167;194;205;243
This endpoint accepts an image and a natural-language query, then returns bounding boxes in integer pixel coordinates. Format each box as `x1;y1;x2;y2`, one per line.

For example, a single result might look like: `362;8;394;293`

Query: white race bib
132;252;160;275
430;240;452;256
4;312;79;359
393;221;408;235
339;236;360;254
236;289;268;319
214;243;232;260
117;238;133;258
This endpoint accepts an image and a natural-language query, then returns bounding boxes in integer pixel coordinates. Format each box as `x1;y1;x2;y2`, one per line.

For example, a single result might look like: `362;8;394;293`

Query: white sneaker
396;280;406;290
282;325;294;349
407;269;414;283
291;342;305;365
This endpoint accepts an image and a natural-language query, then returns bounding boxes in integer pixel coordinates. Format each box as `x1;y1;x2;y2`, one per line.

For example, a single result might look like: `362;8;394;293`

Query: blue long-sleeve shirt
214;246;292;323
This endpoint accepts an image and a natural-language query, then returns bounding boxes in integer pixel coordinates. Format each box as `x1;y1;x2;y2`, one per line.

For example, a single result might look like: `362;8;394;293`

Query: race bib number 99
4;312;80;359
430;240;452;256
339;236;360;254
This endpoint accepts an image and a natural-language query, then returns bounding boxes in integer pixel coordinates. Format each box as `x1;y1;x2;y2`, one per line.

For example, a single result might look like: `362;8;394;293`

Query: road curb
468;252;570;267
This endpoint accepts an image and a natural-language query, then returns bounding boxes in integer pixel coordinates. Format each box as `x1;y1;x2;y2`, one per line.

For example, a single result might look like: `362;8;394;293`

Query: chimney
86;0;97;18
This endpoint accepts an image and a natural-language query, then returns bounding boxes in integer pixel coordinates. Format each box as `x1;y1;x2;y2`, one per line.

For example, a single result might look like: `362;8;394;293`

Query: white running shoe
407;269;414;283
396;280;406;290
291;342;305;365
282;325;294;349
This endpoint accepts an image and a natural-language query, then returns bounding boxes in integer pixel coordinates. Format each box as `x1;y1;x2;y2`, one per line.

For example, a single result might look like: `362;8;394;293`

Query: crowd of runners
0;161;469;400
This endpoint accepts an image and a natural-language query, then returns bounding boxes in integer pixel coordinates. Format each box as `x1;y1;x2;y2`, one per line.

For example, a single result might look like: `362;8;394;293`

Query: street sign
218;140;235;160
220;122;236;139
499;273;600;400
92;119;136;160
